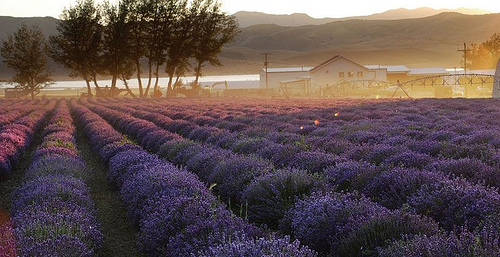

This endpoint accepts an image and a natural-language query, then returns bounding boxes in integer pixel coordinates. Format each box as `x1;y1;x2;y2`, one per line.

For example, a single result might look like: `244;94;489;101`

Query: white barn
309;55;377;87
259;55;454;94
259;67;312;89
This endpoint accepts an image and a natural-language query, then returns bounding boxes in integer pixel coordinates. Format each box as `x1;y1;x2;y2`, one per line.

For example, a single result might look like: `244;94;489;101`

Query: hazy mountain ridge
230;12;500;52
1;10;499;78
233;7;493;27
0;16;58;41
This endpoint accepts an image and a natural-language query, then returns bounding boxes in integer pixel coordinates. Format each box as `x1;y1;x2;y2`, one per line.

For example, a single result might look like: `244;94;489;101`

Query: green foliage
48;0;238;98
49;0;103;95
0;24;52;99
468;32;500;69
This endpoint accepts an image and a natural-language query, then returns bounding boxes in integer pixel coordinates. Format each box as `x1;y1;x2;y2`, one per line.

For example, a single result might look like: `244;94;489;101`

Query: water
48;74;261;90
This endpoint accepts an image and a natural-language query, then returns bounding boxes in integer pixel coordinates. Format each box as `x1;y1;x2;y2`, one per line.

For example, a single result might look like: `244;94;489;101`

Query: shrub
25;155;88;180
107;149;161;188
196;235;317;257
11;174;94;214
289;191;388;254
255;143;302;168
185;148;230;182
408;178;500;230
288;150;342;173
379;227;500;257
337;210;440;257
363;167;447;209
324;160;379;191
139;194;258;256
383;150;433;169
426;158;500;187
242;168;323;229
120;164;207;223
209;155;273;205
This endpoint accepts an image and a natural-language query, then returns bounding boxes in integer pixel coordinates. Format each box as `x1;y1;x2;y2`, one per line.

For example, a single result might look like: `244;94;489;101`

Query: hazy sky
0;0;499;18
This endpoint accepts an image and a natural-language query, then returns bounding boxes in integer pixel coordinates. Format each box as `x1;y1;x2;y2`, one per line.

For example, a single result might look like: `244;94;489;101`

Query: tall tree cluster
0;25;52;99
49;0;239;97
467;33;500;70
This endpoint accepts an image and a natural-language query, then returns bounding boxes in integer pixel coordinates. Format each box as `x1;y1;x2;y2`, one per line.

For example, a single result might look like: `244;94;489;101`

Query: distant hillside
1;12;499;79
234;7;493;27
0;16;60;80
224;12;500;70
230;12;500;51
0;16;58;42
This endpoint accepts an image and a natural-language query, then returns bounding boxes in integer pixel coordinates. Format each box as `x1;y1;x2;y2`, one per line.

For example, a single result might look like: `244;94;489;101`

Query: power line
458;43;471;74
262;53;272;89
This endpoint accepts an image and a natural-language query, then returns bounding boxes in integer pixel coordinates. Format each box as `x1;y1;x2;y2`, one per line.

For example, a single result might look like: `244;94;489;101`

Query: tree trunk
111;75;117;89
135;59;143;98
83;73;92;96
121;74;137;98
92;76;101;97
194;61;203;87
145;61;153;98
146;63;160;97
166;73;174;98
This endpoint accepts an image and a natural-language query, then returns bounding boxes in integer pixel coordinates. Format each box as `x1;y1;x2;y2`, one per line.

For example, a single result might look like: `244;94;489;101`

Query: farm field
3;97;500;256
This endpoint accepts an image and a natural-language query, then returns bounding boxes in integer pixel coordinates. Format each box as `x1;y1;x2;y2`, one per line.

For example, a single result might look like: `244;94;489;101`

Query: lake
48;74;261;89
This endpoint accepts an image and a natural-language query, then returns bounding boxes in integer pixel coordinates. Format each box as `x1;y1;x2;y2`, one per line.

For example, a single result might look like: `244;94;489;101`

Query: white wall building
259;55;455;91
259;67;312;89
309;55;377;87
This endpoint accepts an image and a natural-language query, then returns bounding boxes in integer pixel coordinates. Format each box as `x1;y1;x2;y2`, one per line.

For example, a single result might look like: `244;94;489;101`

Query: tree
101;0;137;97
192;0;238;87
468;33;500;69
49;0;103;96
0;24;52;99
164;0;195;96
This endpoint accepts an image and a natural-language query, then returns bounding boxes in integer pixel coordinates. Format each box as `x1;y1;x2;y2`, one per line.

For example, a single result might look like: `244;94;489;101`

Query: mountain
1;11;499;79
0;16;58;41
223;12;500;72
233;7;493;27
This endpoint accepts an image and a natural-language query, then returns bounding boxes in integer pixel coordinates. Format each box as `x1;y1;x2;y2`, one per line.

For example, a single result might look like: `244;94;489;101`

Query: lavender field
3;97;500;256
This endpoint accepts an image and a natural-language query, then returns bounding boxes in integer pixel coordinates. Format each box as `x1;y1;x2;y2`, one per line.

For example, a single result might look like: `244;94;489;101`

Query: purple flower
409;178;500;230
242;168;322;229
196;234;317;257
290;191;388;254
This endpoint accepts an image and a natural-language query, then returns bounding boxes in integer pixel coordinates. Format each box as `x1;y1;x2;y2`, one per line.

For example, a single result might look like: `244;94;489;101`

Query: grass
75;126;145;257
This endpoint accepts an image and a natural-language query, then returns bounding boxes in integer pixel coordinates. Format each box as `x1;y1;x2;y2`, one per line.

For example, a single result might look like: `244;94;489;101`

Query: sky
0;0;499;18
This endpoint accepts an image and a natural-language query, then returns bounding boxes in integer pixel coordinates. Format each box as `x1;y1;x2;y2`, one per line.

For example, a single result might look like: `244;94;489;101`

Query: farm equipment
4;88;39;98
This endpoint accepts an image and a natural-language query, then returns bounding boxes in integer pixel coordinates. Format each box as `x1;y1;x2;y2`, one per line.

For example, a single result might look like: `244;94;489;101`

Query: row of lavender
122;98;500;192
1;99;53;257
88;98;500;256
0;99;53;177
9;100;103;256
82;98;437;254
70;100;316;256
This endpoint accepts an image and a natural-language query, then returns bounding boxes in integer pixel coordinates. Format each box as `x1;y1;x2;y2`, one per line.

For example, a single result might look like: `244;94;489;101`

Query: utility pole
458;43;470;74
262;53;271;89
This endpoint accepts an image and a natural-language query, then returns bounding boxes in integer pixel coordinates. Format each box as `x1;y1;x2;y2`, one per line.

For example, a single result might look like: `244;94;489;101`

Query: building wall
387;73;410;83
259;70;310;89
372;69;387;81
310;58;375;88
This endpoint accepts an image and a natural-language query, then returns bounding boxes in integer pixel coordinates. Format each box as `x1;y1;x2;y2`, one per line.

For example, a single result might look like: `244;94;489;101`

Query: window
357;71;363;77
348;71;354;77
339;72;344;78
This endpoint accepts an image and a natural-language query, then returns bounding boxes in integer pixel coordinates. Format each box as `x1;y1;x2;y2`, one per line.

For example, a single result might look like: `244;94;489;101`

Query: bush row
84;99;481;256
82;100;322;230
11;99;103;256
0;99;55;177
89;98;500;255
71;100;316;257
